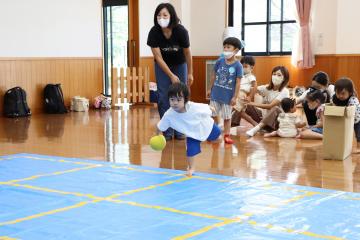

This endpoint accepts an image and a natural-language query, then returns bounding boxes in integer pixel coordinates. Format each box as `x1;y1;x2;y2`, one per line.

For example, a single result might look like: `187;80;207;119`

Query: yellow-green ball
150;135;166;151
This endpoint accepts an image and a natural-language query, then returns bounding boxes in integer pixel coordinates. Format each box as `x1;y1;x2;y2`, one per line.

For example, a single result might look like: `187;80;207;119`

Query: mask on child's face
223;51;235;59
157;18;170;28
271;75;284;86
243;67;251;74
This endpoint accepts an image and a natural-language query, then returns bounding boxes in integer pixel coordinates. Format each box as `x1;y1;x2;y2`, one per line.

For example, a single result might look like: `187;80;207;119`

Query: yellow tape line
247;220;345;240
111;165;230;182
23;156;99;166
0;237;18;240
172;219;238;240
0;182;346;240
107;198;229;221
5;165;101;184
111;177;192;198
0;201;95;226
4;183;102;200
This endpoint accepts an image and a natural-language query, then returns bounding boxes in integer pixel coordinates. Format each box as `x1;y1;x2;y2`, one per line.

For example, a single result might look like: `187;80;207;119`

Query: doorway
103;0;139;96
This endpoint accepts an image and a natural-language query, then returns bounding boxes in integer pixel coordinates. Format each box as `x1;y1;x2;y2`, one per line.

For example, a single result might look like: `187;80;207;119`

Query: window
229;0;297;56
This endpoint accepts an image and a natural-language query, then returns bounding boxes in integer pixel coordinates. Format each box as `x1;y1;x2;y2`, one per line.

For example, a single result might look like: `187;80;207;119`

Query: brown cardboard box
323;105;355;160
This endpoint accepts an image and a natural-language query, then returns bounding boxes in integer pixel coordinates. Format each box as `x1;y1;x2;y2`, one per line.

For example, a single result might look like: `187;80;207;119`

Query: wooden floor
1;105;360;192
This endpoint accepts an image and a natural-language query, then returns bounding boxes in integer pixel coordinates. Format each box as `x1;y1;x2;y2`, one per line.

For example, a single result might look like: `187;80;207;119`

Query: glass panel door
103;1;128;95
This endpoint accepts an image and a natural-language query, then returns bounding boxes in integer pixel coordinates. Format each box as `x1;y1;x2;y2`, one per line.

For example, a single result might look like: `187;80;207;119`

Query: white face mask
243;67;251;74
223;51;234;59
157;18;170;28
272;75;284;86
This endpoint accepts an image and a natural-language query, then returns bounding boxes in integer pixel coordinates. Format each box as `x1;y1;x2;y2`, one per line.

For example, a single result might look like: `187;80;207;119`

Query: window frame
229;0;296;56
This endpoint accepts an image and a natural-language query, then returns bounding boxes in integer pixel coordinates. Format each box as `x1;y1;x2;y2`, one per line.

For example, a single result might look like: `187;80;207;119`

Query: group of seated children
156;36;360;176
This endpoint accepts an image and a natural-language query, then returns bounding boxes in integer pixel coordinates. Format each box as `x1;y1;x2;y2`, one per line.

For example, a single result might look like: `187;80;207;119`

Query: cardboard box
323;105;355;160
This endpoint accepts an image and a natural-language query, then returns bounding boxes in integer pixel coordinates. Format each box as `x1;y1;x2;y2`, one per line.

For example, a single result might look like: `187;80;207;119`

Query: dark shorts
186;124;221;157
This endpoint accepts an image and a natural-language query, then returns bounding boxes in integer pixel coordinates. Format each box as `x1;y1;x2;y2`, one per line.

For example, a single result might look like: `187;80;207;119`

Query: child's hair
334;77;356;96
240;55;255;66
223;37;242;50
281;98;295;113
306;89;326;104
312;71;330;87
267;66;289;91
168;82;189;103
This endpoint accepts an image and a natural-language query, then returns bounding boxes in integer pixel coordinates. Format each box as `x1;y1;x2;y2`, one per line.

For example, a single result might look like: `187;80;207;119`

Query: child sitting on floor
297;90;326;139
264;98;306;138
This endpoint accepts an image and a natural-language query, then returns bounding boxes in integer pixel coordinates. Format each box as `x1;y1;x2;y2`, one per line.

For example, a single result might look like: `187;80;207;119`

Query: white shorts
210;100;232;120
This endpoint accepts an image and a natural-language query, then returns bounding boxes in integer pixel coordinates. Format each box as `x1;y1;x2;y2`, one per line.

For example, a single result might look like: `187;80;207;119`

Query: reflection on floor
1;153;360;240
0;105;359;192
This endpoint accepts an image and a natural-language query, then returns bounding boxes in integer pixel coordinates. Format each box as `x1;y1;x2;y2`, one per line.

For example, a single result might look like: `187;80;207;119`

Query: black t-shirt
147;24;190;66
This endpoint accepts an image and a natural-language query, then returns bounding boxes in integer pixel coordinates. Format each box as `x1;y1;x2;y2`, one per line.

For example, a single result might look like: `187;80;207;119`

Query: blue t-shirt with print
210;58;243;104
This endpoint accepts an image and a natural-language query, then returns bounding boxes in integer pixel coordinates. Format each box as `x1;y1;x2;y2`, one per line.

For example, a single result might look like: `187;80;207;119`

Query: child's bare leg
223;119;234;144
186;156;195;177
240;110;258;126
352;142;360;154
264;131;278;138
298;129;323;139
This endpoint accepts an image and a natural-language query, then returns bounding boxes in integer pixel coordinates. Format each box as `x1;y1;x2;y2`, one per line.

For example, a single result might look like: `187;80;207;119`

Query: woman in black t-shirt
147;3;193;141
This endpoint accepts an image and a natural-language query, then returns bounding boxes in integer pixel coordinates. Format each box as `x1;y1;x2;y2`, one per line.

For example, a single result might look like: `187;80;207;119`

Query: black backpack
44;84;68;114
4;87;31;118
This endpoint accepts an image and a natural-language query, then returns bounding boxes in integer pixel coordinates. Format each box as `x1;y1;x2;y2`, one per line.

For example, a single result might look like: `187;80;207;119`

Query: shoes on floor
224;135;234;144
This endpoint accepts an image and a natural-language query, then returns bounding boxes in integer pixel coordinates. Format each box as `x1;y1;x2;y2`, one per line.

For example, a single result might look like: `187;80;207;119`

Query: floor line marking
171;219;239;240
3;165;102;184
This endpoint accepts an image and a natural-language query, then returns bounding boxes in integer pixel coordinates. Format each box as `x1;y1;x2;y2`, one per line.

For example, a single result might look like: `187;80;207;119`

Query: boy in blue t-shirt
207;37;243;144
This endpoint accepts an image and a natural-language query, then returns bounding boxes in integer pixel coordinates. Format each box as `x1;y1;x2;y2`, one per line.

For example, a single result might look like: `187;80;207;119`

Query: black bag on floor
44;84;68;114
4;87;31;118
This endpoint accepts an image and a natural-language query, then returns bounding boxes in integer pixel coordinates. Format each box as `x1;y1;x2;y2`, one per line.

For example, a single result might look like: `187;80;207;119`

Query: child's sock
246;125;261;137
224;134;234;144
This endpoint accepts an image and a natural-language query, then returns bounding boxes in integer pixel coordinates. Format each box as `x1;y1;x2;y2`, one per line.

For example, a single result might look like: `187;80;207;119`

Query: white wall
311;0;338;54
190;0;226;56
0;0;102;57
336;0;360;54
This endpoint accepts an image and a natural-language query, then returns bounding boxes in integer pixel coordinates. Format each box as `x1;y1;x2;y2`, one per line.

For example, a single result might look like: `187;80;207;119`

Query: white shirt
157;102;214;141
277;112;302;138
257;85;290;104
240;73;256;93
256;85;289;116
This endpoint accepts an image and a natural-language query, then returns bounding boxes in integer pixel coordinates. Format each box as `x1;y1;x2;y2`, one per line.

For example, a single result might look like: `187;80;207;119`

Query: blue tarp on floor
0;153;359;240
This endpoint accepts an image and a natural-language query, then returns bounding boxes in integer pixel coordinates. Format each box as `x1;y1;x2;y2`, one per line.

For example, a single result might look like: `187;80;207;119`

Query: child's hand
230;97;236;106
206;90;211;98
209;105;216;113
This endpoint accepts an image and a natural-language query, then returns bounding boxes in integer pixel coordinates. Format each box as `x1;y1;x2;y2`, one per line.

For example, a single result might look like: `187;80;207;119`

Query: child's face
243;63;253;74
307;99;320;110
169;95;185;113
336;89;351;101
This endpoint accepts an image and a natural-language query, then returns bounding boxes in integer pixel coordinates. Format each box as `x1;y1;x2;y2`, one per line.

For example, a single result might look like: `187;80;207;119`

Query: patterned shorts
210;100;232;120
